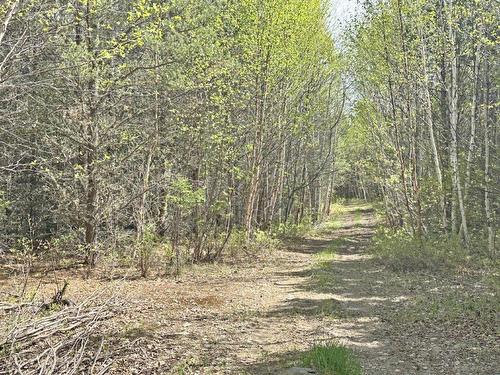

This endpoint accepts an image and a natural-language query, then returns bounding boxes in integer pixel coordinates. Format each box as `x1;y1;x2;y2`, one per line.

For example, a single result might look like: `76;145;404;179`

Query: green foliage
0;0;344;268
225;229;281;258
372;229;469;272
302;342;362;375
137;224;164;277
340;0;499;247
167;177;205;209
49;231;82;255
329;201;348;215
224;230;246;258
272;218;314;239
254;230;281;252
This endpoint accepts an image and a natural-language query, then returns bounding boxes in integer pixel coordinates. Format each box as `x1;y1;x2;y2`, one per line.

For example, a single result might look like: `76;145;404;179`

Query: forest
0;0;498;374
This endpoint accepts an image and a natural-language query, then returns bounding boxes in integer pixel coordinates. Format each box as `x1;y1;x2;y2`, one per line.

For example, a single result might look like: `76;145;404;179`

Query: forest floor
1;204;497;374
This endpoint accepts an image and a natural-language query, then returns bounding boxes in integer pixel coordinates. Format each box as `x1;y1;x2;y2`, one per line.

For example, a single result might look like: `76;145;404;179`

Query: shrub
253;230;281;252
224;229;281;258
137;224;163;277
372;229;469;272
272;218;314;238
223;229;246;258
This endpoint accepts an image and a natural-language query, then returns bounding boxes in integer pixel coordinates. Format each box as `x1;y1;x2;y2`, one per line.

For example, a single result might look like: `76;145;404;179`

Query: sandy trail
99;204;414;374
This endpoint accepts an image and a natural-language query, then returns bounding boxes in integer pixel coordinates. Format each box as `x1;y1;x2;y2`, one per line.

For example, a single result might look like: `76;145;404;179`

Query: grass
314;244;337;263
371;230;470;272
354;209;362;226
171;356;202;375
372;224;499;353
302;342;362;375
313;237;352;267
122;320;158;339
316;299;345;317
394;287;498;330
311;241;341;291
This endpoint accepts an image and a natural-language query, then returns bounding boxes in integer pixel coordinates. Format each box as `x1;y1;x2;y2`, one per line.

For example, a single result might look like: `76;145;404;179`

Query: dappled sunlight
235;203;494;374
330;294;408;303
1;0;496;371
236;204;419;373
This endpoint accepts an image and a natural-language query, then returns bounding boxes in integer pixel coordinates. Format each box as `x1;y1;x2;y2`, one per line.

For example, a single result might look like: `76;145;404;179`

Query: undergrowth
374;226;499;331
397;289;499;330
302;342;362;375
225;229;281;258
272;218;315;238
372;229;473;272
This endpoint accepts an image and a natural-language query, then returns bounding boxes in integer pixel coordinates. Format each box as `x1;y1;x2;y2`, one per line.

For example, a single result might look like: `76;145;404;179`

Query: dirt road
103;204;417;374
3;204;495;374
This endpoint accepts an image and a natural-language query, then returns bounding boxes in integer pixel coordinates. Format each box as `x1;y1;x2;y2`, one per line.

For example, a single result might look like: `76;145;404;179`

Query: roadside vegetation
302;342;362;375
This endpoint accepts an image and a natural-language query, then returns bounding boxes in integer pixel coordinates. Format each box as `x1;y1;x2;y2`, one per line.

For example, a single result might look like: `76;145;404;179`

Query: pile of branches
0;294;115;375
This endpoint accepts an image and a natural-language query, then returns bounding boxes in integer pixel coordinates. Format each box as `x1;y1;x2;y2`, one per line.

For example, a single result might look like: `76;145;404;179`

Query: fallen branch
0;295;115;375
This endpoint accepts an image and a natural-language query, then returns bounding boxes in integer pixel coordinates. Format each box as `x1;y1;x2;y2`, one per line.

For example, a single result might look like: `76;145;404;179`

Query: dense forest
0;0;498;374
1;0;498;269
342;0;498;253
1;0;345;270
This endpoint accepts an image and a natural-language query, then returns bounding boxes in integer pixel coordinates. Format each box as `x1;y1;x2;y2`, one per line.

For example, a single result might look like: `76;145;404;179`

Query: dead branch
0;296;115;375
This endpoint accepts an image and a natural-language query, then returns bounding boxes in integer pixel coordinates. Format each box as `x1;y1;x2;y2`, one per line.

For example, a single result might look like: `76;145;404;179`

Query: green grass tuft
354;209;362;226
302;342;362;375
315;244;337;263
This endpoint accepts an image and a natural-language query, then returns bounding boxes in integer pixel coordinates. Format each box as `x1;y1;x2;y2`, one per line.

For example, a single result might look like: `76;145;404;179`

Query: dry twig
0;294;114;375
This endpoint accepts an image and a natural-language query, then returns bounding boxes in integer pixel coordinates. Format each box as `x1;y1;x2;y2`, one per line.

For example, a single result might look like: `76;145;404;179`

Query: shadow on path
237;204;418;374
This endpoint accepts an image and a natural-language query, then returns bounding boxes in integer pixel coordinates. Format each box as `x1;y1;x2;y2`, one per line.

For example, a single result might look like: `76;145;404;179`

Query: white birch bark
446;0;469;244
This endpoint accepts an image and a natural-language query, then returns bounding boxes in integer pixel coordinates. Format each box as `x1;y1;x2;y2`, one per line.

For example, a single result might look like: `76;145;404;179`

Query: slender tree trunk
85;133;98;267
0;0;19;47
84;0;99;267
421;29;447;230
269;130;286;226
245;46;269;240
464;44;481;200
446;0;469;245
137;52;160;240
483;61;495;256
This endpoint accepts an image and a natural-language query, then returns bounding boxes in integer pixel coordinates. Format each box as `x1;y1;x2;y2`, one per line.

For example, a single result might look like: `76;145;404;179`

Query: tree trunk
446;0;469;245
84;0;99;267
420;29;447;230
483;61;495;256
136;51;160;240
464;43;481;200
